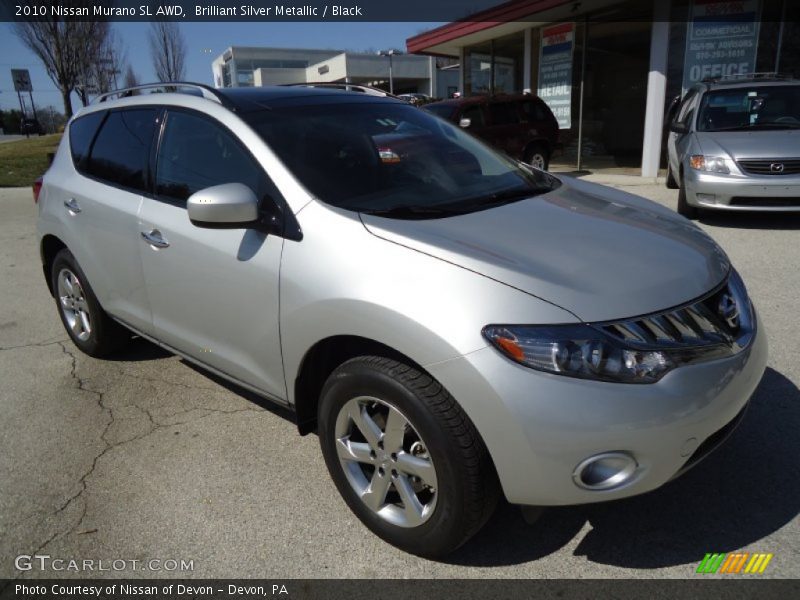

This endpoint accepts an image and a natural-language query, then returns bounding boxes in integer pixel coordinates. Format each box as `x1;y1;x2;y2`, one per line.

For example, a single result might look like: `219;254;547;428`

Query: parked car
398;92;431;105
20;117;44;136
37;82;766;557
666;75;800;218
423;94;559;170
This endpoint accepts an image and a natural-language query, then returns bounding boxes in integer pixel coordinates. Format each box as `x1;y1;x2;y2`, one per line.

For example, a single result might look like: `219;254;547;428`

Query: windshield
244;102;557;217
697;85;800;132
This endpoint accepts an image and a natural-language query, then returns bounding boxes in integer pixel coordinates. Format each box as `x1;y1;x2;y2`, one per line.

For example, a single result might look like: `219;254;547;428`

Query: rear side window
68;111;105;169
423;104;457;120
84;109;160;192
155;110;271;204
520;100;548;123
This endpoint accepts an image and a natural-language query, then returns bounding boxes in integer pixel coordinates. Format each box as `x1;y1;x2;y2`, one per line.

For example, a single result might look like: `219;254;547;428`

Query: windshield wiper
363;205;465;219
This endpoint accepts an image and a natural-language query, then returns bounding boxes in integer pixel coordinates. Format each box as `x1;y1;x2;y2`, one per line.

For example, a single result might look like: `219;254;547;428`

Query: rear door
55;108;160;333
138;108;286;400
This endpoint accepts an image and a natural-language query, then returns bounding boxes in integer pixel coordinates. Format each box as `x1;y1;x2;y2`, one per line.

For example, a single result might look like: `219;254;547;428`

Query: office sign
11;68;32;92
683;0;761;91
538;22;574;129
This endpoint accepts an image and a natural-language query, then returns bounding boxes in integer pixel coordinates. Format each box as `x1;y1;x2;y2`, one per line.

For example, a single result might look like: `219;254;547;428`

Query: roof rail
92;82;234;108
701;72;796;84
282;82;400;99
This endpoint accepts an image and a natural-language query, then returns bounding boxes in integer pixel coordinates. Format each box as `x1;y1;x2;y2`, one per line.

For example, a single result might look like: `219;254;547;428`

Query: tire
676;174;699;220
665;164;679;189
51;248;130;357
524;144;550;171
318;356;500;557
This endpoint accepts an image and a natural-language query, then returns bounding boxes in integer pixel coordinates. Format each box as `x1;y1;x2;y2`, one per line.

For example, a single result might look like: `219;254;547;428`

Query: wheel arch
293;334;427;435
40;234;67;296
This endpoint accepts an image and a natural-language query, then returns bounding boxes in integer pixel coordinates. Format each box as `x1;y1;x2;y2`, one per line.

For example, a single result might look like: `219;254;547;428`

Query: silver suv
37;83;767;557
666;75;800;218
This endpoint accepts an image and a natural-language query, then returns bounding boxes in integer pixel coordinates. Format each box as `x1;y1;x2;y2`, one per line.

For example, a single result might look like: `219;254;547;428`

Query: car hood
360;176;730;322
696;129;800;160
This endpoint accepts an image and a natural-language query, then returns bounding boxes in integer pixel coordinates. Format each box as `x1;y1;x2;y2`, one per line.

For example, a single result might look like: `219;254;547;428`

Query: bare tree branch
149;21;187;83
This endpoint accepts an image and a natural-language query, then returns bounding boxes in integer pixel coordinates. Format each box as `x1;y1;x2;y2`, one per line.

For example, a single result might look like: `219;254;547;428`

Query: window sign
682;0;761;91
537;22;574;129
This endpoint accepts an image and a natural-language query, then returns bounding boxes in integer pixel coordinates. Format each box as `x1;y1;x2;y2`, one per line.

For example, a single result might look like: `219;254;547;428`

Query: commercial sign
682;0;761;91
11;68;32;92
538;22;574;129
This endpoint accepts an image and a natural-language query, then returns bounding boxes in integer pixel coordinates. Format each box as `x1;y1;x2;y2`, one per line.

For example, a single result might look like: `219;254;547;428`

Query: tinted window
85;109;159;192
520;100;547;123
697;85;800;132
488;102;520;125
156;111;270;204
244;102;557;216
69;111;105;169
423;104;456;120
461;105;485;127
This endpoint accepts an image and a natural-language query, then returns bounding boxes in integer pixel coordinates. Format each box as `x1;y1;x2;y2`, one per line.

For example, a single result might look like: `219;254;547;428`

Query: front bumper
426;312;768;506
684;169;800;211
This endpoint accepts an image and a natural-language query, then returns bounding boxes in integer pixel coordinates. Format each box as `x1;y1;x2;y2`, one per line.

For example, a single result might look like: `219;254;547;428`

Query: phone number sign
682;0;761;91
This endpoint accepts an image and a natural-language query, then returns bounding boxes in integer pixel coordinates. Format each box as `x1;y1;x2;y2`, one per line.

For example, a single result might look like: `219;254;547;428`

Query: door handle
64;198;81;214
140;229;170;249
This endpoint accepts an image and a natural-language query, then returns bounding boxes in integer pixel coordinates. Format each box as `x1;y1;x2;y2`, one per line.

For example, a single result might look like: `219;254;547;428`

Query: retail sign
538;22;574;129
682;0;761;91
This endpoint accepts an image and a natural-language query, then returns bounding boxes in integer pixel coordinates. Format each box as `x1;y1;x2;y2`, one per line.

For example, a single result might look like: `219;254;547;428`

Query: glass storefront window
464;32;524;96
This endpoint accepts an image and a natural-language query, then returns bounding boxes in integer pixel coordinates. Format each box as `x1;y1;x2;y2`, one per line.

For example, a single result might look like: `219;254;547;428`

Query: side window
460;105;485;127
69;111;105;170
520;100;546;123
488;102;520;126
84;109;160;192
156;110;277;207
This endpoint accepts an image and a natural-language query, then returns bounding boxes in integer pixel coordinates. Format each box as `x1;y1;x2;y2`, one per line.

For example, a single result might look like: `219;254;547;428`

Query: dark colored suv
423;94;559;170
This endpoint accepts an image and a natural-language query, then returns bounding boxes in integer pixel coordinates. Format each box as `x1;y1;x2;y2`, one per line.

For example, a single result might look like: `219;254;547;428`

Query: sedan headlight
689;155;730;174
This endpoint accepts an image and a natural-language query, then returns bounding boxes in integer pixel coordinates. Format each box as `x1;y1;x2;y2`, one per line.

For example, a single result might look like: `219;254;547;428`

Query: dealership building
406;0;797;176
211;46;459;98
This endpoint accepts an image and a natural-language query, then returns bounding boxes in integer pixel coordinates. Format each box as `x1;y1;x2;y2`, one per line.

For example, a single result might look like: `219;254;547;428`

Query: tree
123;65;141;90
14;15;112;117
149;21;187;83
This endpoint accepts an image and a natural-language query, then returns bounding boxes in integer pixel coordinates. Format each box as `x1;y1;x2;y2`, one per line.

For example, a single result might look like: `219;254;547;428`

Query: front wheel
677;183;699;220
318;356;499;557
524;144;550;171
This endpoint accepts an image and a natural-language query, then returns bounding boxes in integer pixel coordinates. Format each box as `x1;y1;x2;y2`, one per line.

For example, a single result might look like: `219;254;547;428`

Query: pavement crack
0;337;68;352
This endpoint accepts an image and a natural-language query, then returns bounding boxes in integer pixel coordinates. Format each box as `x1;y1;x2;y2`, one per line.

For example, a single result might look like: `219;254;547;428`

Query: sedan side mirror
669;121;688;134
187;183;259;228
459;117;471;128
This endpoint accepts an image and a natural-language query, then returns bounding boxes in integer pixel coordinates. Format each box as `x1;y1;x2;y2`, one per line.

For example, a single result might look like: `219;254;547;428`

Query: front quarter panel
280;200;579;405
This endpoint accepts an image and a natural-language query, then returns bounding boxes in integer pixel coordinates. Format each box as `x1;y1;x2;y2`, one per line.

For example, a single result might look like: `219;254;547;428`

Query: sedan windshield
697;85;800;132
244;102;557;217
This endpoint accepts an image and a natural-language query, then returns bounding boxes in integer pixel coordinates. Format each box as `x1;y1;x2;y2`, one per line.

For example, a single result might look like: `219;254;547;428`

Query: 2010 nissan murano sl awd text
35;83;767;557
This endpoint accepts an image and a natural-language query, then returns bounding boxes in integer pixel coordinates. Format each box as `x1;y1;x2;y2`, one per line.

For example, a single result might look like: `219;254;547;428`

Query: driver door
138;108;286;400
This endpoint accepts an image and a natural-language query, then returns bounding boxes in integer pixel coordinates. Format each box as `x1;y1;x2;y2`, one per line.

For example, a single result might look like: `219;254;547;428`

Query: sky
0;21;442;112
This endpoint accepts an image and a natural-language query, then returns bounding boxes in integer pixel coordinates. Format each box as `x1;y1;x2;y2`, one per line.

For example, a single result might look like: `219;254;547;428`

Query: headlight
483;324;675;383
689;155;730;174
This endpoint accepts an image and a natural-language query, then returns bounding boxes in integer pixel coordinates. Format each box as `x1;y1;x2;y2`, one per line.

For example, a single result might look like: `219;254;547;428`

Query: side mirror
459;117;471;128
187;183;259;228
669;121;688;134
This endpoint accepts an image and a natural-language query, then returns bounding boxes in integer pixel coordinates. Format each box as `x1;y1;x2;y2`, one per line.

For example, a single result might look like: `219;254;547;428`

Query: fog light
573;452;638;490
696;193;716;203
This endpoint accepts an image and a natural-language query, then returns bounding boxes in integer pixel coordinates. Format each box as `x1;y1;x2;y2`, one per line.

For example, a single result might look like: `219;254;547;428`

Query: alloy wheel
57;268;92;342
334;396;438;528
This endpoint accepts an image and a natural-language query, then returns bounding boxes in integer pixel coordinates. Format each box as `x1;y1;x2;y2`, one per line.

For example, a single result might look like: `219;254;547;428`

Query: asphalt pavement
1;180;799;579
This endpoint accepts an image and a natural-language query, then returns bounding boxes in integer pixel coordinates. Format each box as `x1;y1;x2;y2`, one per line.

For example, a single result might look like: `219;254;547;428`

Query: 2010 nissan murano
36;83;767;557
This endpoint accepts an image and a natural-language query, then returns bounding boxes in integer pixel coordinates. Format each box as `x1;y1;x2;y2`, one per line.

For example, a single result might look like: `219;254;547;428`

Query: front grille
737;158;800;175
730;197;800;207
599;280;741;349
